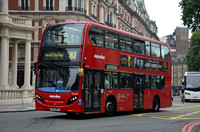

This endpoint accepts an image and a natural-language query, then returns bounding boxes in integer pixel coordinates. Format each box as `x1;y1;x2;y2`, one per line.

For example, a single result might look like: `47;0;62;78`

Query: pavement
0;102;35;113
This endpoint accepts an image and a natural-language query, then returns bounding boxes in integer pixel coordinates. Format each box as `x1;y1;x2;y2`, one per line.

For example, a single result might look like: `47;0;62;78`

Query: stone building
0;0;159;105
0;0;34;104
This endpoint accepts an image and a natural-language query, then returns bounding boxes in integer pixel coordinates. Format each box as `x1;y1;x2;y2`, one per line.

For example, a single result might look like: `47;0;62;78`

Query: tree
179;0;200;32
186;28;200;71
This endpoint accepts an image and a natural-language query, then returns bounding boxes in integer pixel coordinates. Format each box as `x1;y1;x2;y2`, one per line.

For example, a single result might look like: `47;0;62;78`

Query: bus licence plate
50;108;60;111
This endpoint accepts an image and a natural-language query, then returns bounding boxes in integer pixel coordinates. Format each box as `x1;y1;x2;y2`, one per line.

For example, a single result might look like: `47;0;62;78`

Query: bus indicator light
78;99;82;106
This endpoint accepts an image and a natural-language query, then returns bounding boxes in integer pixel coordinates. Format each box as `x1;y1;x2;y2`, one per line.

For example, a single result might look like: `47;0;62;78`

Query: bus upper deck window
133;40;145;55
151;43;161;58
89;27;104;47
161;45;170;59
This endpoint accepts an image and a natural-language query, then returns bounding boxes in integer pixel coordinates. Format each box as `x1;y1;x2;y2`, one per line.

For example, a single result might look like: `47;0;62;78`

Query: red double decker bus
35;21;171;116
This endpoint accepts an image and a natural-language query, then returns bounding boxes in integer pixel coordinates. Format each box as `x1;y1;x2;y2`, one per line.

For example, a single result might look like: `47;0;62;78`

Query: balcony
66;6;73;11
44;7;54;11
0;13;32;29
18;6;29;11
65;7;86;14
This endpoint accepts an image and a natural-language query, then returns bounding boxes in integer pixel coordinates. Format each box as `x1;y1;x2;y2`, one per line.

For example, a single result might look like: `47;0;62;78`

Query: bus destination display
41;48;79;62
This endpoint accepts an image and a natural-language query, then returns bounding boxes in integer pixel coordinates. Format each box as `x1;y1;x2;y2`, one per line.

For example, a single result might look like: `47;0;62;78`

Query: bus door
84;70;102;112
134;74;144;110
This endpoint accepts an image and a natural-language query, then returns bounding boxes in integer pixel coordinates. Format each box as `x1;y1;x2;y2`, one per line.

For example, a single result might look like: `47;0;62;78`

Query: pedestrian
180;87;185;103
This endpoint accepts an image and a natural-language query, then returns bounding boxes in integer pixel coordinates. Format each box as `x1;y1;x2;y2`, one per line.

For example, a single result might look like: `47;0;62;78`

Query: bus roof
184;72;200;76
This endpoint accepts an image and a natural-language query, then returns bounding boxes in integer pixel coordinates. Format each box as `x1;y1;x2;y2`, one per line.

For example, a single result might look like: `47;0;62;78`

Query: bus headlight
36;94;44;104
185;92;190;95
67;96;78;105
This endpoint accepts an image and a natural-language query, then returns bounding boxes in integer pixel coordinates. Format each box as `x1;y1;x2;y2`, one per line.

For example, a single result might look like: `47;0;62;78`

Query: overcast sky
145;0;185;38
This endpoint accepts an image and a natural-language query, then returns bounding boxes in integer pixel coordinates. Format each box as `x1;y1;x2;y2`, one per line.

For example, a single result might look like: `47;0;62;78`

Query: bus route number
69;51;77;60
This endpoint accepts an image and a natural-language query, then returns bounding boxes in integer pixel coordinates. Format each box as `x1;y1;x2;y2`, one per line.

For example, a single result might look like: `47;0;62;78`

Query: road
0;96;200;132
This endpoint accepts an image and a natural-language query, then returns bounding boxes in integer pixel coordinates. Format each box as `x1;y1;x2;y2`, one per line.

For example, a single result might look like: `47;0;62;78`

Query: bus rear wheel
105;98;116;116
153;97;160;112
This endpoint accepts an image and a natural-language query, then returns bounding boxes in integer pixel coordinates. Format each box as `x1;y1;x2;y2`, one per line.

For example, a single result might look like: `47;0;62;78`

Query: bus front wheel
105;98;116;116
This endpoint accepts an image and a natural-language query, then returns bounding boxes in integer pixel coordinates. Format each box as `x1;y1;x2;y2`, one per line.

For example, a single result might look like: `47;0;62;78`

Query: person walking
180;87;185;104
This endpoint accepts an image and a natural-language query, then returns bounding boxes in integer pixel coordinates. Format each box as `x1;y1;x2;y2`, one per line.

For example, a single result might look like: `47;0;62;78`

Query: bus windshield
42;23;84;46
186;76;200;90
36;65;79;93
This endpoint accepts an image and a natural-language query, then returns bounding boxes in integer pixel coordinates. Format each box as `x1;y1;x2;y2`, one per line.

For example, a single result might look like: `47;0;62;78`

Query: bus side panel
143;75;172;109
163;76;172;108
100;89;134;113
143;90;153;109
143;90;167;110
100;93;106;113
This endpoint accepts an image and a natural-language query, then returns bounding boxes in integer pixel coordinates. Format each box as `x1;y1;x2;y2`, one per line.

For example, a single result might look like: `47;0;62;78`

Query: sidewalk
0;102;35;113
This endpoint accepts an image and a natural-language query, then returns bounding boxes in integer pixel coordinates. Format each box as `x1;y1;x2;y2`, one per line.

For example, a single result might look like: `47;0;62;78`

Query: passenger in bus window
154;82;160;89
125;83;129;88
91;37;97;45
133;58;137;68
105;79;110;88
140;59;144;69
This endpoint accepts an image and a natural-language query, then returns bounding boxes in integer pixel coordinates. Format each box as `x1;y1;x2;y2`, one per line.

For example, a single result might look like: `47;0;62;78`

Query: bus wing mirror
78;68;84;76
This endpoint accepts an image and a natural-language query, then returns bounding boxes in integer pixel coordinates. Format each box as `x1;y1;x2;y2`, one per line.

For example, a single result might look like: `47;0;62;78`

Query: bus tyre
153;97;160;112
105;98;116;116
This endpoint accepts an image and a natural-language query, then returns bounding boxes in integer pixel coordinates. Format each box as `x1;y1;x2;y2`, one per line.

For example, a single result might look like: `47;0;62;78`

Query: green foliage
186;29;200;71
179;0;200;32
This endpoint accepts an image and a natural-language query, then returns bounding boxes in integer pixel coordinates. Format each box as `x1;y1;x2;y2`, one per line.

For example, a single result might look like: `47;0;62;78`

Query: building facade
0;0;159;105
0;0;34;104
160;27;189;86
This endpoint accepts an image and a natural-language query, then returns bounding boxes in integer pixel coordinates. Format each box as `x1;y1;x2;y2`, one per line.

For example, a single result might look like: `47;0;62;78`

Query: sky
145;0;186;38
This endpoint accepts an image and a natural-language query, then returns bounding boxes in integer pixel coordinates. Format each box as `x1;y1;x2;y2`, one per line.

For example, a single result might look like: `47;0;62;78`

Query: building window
105;11;107;24
90;2;97;20
75;0;81;11
174;72;178;77
20;0;29;10
19;46;25;61
68;0;72;10
46;0;53;10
